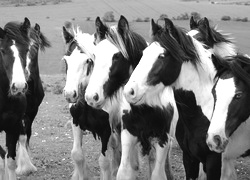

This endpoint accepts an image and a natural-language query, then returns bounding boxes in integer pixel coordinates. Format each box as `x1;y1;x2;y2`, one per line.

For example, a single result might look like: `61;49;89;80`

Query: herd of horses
0;14;249;180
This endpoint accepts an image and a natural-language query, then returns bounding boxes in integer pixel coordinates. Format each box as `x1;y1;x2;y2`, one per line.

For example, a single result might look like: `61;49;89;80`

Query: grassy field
1;0;250;179
0;0;250;74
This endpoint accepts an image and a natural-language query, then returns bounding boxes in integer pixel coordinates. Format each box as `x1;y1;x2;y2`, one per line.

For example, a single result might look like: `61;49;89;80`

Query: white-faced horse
189;16;250;180
124;18;223;180
62;25;119;180
0;18;31;180
84;15;178;180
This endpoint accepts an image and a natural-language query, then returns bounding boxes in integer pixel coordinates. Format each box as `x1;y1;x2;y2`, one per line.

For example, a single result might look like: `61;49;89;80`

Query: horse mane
73;26;95;60
216;54;250;86
30;28;51;52
4;21;30;46
153;24;200;65
105;24;148;68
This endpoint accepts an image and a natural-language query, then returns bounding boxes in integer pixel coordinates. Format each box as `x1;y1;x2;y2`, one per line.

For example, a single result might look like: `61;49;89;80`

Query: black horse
15;23;51;175
0;17;31;179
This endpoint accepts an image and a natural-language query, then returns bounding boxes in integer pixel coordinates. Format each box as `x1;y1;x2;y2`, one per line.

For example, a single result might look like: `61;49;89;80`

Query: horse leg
5;132;18;180
15;116;37;175
109;132;122;180
147;147;155;179
71;123;89;180
182;151;199;180
151;142;170;180
220;156;236;180
99;153;111;180
116;129;138;180
0;149;5;180
205;152;221;180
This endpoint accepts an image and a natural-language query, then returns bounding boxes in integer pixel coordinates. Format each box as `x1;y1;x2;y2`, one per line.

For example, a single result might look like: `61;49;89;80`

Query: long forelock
4;22;30;47
73;26;95;60
216;55;250;87
154;28;199;65
106;26;129;59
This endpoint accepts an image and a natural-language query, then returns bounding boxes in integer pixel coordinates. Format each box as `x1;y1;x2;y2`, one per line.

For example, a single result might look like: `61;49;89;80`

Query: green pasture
0;0;249;74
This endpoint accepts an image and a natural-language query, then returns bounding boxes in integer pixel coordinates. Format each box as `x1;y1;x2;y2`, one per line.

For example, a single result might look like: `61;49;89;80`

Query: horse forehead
143;42;164;58
216;78;236;99
95;39;119;59
187;29;199;37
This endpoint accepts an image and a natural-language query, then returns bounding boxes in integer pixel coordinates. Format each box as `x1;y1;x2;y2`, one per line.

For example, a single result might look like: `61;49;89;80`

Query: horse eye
234;92;243;99
158;53;165;59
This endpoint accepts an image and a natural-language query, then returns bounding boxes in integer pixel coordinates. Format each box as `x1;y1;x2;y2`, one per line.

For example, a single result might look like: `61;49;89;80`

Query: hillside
0;0;250;74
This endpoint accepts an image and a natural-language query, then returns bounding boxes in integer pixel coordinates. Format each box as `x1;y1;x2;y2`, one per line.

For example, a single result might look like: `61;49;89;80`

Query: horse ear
21;17;31;33
95;16;107;39
0;28;5;39
118;15;129;33
190;16;198;29
62;26;74;44
34;23;40;34
150;19;161;36
164;18;175;34
200;17;215;41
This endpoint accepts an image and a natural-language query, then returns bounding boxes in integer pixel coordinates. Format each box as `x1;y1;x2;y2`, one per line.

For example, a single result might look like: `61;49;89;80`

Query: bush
234;17;248;22
86;17;91;21
159;14;168;20
241;17;248;22
221;15;231;21
103;11;115;22
176;12;189;20
144;17;150;22
191;12;201;20
134;18;144;22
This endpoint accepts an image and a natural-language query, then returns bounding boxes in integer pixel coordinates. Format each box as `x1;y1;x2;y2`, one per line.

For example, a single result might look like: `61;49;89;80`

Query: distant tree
191;12;201;20
159;14;168;20
103;11;115;22
221;15;231;21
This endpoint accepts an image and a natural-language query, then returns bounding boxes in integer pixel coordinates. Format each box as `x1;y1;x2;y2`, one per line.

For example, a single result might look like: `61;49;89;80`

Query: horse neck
173;44;216;119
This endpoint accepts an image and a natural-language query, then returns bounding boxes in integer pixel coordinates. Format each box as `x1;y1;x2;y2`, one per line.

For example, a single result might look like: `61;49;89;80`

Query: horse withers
0;17;30;180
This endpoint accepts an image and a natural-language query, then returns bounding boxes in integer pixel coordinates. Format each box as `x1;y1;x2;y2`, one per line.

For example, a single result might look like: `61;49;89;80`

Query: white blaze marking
11;41;26;89
208;78;236;141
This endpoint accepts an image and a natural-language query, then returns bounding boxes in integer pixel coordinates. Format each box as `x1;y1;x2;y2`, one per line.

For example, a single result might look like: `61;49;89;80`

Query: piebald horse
85;16;178;180
62;24;119;180
190;16;250;179
124;18;223;179
15;23;51;175
0;18;30;180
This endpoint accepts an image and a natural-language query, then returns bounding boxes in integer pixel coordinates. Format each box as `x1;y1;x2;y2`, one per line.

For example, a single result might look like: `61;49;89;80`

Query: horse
0;17;31;180
124;18;223;180
189;16;250;179
15;23;51;175
207;54;250;151
62;25;114;180
84;15;178;180
188;16;236;59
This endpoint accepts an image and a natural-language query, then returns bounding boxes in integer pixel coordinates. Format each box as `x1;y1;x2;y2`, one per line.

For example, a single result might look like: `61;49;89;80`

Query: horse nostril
129;88;135;96
213;135;222;147
24;83;28;90
11;83;17;92
73;90;77;98
93;93;99;102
